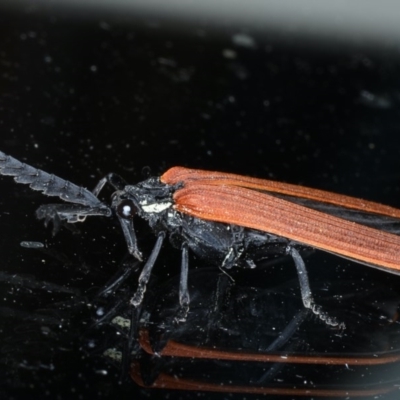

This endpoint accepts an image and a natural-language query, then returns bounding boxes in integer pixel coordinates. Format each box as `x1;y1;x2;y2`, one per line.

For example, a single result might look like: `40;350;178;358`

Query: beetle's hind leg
287;246;345;329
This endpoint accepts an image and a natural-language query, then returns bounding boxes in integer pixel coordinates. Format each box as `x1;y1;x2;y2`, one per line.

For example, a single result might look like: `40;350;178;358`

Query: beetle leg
287;246;345;329
92;172;128;196
175;242;190;322
116;216;143;261
33;173;126;234
35;172;127;234
222;225;245;269
36;203;111;235
131;232;165;307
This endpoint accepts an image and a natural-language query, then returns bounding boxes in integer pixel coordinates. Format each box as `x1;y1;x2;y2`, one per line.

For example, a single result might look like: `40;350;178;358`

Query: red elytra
162;167;400;273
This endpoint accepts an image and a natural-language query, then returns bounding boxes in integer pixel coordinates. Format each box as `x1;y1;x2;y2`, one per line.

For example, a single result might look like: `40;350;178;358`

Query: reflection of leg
131;232;165;307
176;243;190;322
97;260;141;298
288;245;345;329
265;308;308;352
122;306;141;380
256;308;308;384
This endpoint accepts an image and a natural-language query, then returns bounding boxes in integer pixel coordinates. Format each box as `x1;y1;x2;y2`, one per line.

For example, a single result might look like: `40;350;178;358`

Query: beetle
2;149;400;328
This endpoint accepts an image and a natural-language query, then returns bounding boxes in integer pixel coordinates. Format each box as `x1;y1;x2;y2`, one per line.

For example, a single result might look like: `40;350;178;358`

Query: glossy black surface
1;4;400;399
135;267;400;395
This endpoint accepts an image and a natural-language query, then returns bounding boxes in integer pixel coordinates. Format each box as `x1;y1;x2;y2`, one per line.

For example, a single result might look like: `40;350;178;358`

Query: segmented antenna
0;150;102;207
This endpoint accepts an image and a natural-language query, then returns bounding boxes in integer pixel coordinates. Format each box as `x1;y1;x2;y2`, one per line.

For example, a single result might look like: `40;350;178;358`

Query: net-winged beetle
2;150;400;328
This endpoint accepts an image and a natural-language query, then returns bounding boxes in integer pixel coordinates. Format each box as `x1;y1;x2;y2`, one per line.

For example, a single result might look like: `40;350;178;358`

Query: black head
110;177;175;261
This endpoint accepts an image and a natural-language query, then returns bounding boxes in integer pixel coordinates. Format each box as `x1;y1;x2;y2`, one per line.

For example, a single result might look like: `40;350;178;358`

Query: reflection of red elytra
4;265;399;396
137;328;400;365
131;367;397;397
130;269;400;396
138;328;400;366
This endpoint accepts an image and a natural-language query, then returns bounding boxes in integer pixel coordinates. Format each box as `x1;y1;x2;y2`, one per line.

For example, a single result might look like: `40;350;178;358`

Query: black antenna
0;150;103;208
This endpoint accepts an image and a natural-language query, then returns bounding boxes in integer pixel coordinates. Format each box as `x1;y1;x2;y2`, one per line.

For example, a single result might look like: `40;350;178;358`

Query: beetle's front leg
36;203;112;235
35;172;126;234
92;172;127;196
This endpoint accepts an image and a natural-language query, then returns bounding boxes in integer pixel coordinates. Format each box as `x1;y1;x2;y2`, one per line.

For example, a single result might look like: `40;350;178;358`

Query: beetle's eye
117;199;137;219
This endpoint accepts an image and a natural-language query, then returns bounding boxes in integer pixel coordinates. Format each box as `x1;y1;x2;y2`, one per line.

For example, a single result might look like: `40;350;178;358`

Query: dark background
1;2;400;399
